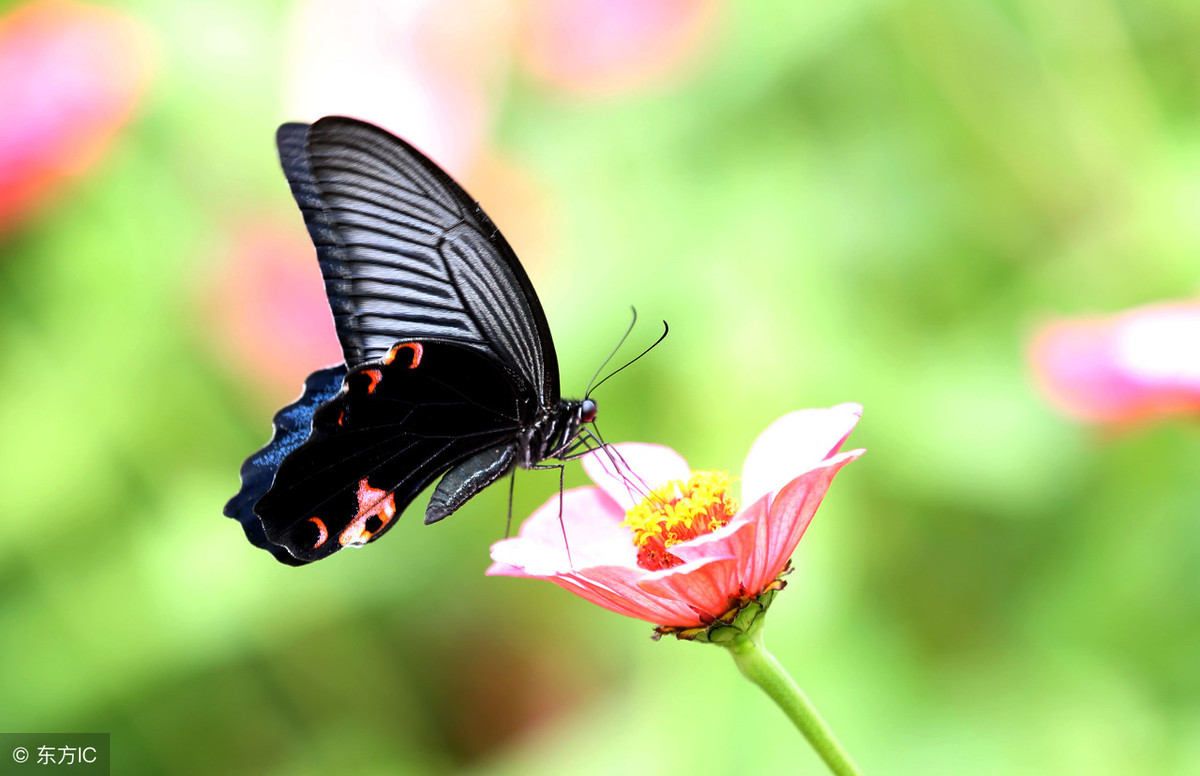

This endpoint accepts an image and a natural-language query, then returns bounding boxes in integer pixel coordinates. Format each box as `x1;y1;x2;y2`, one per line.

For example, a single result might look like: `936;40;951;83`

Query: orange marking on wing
308;516;329;548
338;478;398;547
363;369;382;394
383;341;424;369
337;408;346;427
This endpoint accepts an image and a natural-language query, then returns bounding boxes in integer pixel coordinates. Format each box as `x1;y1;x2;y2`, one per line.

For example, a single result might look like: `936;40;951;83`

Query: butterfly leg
529;462;573;568
505;470;516;538
556;464;571;568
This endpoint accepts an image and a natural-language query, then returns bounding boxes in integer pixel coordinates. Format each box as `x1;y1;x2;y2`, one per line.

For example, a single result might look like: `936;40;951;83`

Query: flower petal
740;449;864;596
1029;301;1200;423
662;512;755;568
487;486;632;576
639;517;758;620
581;442;689;512
637;556;745;626
740;403;863;507
558;565;707;625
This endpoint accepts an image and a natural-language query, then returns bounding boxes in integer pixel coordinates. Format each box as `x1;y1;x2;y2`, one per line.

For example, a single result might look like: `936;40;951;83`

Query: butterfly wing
226;365;348;566
230;340;533;565
276;116;559;403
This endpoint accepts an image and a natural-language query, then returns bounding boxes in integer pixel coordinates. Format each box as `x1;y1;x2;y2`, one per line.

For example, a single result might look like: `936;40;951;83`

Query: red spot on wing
338;478;398;547
364;369;382;394
383;341;424;368
308;516;329;548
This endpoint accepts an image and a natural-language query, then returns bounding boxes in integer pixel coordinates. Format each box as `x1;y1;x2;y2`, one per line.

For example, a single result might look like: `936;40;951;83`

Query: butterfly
225;116;597;566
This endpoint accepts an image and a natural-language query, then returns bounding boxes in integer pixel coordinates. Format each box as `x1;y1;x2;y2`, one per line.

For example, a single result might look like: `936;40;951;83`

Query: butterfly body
225;117;595;566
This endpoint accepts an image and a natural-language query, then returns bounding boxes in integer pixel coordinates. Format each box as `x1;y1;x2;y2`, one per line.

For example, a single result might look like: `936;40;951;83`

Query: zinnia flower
1030;300;1200;424
488;403;864;629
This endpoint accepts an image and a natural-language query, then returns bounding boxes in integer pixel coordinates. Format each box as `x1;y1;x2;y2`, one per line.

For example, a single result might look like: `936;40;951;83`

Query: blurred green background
2;0;1199;773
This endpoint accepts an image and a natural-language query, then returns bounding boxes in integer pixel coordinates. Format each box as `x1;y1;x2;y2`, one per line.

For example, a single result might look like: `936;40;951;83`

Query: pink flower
204;222;344;404
284;0;518;178
1030;300;1200;424
0;0;153;234
488;404;865;627
518;0;721;97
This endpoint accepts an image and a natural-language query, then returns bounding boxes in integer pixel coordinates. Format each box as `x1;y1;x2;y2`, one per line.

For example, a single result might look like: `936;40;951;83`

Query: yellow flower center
621;471;740;571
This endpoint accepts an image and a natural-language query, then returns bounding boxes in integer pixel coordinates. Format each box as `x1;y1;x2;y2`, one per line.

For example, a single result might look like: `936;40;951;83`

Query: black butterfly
225;116;597;566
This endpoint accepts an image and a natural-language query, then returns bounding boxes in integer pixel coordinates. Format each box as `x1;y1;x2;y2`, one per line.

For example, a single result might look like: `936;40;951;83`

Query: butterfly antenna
585;307;639;397
586;320;669;398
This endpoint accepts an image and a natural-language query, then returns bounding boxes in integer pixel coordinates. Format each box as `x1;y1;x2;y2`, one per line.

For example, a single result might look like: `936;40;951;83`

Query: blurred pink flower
206;223;344;404
0;0;153;234
489;404;864;627
463;153;555;277
1030;301;1200;424
519;0;720;96
284;0;517;178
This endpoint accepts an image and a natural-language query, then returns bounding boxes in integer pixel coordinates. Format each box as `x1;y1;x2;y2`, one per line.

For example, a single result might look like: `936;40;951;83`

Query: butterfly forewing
277;118;558;404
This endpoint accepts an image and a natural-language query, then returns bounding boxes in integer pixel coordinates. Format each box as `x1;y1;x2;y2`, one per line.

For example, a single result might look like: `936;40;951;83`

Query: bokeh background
2;0;1199;773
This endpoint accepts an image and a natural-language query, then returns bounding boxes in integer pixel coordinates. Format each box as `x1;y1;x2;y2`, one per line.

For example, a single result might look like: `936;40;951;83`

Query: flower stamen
621;470;739;571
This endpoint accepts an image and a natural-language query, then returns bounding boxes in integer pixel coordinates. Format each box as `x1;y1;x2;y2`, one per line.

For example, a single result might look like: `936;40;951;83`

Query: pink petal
740;449;864;596
487;486;632;576
557;565;707;625
636;518;759;622
581;443;689;512
741;404;863;508
637;556;745;625
664;513;754;567
1030;301;1200;424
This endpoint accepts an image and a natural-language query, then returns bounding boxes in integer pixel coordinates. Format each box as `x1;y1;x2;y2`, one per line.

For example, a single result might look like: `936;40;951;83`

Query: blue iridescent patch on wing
224;365;347;565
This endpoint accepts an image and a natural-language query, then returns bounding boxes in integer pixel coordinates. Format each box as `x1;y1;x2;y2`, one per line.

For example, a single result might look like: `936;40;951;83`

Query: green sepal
653;568;789;643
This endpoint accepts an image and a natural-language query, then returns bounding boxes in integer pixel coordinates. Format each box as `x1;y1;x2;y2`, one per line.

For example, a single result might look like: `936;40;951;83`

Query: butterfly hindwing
225;365;348;566
276;117;558;404
246;340;536;564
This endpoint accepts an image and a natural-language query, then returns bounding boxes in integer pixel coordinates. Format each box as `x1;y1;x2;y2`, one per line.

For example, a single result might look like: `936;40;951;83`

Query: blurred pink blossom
519;0;720;96
463;153;554;277
0;0;153;234
1030;300;1200;424
284;0;517;178
489;404;864;628
207;224;343;404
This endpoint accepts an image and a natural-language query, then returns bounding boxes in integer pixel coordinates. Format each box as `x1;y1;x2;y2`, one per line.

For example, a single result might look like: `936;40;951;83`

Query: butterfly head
580;398;597;424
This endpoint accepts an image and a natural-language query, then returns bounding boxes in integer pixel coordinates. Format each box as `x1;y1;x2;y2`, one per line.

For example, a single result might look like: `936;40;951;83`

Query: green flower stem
726;629;863;776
